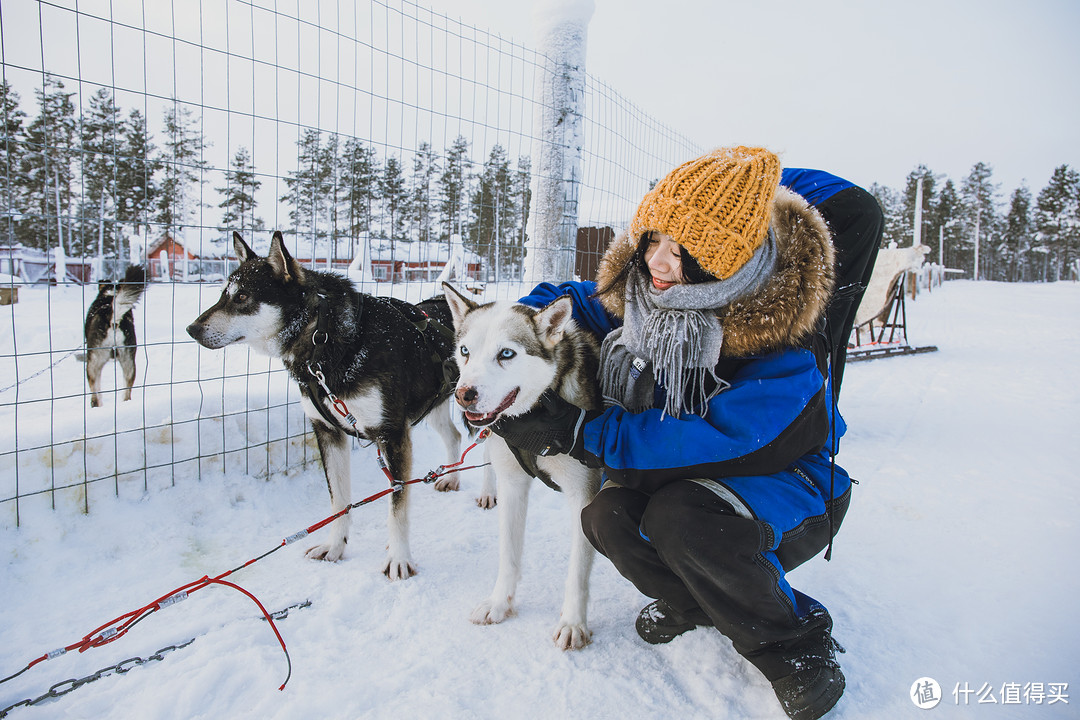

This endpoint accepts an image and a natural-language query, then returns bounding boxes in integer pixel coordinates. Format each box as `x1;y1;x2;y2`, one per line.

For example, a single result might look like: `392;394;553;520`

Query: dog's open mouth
464;388;518;427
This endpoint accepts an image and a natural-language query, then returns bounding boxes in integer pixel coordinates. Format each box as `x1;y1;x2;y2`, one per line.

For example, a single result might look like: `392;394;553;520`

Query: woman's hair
593;232;715;302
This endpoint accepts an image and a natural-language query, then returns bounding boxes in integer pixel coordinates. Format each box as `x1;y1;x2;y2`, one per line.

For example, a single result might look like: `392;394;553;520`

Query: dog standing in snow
443;282;601;649
188;231;463;577
83;265;147;408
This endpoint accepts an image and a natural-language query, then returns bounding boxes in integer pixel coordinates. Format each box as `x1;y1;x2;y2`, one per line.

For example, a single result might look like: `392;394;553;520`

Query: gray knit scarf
600;229;778;418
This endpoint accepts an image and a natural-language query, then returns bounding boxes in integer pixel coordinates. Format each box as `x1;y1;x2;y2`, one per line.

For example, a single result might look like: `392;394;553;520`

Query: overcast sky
428;0;1080;198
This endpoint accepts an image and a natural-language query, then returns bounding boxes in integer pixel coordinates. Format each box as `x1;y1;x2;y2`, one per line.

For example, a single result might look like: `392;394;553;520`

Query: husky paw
475;493;497;509
433;476;460;492
305;542;345;562
552;621;592;650
470;597;514;625
383;556;417;580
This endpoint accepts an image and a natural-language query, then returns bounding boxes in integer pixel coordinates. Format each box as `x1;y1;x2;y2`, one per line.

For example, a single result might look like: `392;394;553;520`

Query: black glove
492;390;599;465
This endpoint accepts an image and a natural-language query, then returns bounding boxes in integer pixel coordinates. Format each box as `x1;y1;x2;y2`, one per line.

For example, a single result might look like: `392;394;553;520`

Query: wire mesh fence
0;0;701;525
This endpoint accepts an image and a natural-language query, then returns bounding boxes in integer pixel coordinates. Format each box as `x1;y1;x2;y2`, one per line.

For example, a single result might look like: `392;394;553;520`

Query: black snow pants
581;480;836;681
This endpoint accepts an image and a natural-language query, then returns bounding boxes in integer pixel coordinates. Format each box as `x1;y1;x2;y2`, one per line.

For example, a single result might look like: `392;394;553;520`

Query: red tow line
2;429;491;693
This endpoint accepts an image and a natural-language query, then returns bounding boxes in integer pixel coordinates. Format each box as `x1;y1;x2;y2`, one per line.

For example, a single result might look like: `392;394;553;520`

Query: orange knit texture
630;146;780;280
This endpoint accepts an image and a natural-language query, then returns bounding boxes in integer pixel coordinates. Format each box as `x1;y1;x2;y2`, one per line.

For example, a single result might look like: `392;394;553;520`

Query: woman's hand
491;390;598;465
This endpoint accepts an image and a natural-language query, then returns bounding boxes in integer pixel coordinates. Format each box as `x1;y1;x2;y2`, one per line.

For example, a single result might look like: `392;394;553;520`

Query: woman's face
643;233;683;290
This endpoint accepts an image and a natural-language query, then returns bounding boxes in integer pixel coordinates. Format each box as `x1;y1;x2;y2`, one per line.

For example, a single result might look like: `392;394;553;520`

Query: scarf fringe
644;309;722;418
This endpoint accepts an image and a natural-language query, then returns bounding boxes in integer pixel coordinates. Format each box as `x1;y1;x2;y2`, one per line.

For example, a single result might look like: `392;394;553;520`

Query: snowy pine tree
1034;165;1079;282
282;129;331;252
80;88;123;259
379;155;407;247
438;136;470;245
217;146;263;239
1002;184;1033;282
930;179;964;271
114;109;159;240
869;182;905;248
19;75;78;252
156;103;209;235
902;165;937;249
340;137;379;249
321;134;344;262
406;141;438;246
508;154;532;280
960;162;1000;280
0;80;25;243
468;144;515;281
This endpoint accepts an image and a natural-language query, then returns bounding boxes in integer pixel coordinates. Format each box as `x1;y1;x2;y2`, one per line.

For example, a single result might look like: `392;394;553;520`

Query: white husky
443;283;602;650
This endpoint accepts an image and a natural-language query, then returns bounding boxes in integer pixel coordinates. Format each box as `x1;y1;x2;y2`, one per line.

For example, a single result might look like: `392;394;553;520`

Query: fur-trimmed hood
595;186;835;357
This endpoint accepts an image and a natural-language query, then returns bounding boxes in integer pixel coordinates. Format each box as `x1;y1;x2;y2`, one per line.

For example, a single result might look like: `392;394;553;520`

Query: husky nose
186;322;203;340
456;385;477;406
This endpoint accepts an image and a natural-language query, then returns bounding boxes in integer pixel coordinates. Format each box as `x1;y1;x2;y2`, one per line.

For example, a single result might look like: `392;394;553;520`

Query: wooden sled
848;274;937;362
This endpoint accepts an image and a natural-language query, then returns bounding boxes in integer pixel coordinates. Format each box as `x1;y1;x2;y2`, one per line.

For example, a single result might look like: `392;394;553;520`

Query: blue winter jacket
518;187;851;541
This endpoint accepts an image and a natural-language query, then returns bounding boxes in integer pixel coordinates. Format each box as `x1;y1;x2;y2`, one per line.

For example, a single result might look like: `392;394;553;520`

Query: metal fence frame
0;0;700;525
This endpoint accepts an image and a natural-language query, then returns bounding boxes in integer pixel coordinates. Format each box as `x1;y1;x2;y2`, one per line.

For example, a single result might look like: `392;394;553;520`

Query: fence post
522;2;594;284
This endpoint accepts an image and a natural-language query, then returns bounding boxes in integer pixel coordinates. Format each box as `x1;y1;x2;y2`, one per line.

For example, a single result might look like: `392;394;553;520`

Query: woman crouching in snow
495;146;853;720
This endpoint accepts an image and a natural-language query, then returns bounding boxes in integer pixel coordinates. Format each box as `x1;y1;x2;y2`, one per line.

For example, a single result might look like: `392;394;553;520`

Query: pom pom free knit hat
629;146;781;281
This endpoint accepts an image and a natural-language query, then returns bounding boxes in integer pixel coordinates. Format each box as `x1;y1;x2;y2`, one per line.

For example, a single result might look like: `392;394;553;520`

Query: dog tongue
464;388;518;427
465;410;498;426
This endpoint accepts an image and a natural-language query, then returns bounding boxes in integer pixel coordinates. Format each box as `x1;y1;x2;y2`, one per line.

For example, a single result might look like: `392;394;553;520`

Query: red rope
203;577;293;691
2;431;491;690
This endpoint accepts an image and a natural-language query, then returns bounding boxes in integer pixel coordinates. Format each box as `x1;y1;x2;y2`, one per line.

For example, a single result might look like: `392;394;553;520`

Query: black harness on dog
304;293;458;434
305;293;353;432
506;445;563;492
391;300;460;427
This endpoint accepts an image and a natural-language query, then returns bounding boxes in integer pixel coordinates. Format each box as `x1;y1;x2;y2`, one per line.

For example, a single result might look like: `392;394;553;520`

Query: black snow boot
768;628;846;720
635;600;713;645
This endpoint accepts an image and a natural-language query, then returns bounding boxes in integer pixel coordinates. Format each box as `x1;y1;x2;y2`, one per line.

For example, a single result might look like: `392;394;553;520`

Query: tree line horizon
2;77;1076;283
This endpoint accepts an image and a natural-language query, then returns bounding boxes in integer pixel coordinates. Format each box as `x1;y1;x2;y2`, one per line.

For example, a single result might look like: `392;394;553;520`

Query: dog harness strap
304;375;347;430
304;293;364;435
376;296;458;427
506;445;563;493
312;294;332;347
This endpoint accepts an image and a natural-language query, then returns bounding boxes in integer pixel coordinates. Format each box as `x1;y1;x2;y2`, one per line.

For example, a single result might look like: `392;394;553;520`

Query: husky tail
113;265;147;316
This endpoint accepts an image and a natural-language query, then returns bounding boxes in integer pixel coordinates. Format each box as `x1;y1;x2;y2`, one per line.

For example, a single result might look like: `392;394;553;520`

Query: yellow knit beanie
629;146;781;281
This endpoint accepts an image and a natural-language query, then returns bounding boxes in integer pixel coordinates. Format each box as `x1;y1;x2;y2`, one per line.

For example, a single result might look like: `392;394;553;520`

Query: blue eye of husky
459;345;469;357
498;348;516;360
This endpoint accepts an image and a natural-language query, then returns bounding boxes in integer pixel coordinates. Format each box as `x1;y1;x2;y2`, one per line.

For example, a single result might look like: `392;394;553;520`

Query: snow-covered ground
1;279;1078;719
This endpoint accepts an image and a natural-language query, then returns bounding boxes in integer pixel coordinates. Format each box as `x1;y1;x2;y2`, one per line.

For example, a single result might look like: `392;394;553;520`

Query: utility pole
974;206;981;281
913;177;923;247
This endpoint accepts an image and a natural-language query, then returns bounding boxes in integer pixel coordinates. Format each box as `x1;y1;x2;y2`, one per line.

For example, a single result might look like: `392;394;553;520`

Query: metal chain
0;601;311;718
0;428;487;714
0;349;81;395
0;640;194;718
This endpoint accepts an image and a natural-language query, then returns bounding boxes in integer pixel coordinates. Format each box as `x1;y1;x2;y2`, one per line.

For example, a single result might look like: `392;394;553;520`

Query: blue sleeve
781;168;855;206
584;348;838;492
518;281;621;336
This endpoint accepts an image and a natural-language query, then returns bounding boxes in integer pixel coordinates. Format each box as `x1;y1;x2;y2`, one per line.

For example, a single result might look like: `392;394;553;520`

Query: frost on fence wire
0;0;699;523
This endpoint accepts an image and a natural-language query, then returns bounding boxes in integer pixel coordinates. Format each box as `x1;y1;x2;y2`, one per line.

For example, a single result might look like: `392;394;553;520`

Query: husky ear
233;232;258;263
442;282;476;330
267;231;305;284
535;295;574;347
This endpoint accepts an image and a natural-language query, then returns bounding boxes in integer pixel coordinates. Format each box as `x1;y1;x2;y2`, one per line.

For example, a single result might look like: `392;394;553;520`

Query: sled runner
848;272;937;362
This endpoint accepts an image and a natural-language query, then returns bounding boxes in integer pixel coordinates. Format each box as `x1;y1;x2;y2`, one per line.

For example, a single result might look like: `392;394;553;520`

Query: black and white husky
443;283;602;649
187;231;463;578
84;265;147;408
